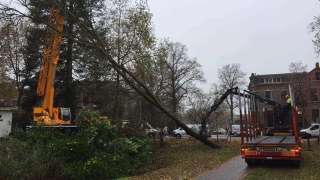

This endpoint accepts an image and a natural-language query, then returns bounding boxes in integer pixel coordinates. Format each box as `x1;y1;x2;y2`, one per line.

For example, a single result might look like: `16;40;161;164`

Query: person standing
285;95;293;130
286;95;293;109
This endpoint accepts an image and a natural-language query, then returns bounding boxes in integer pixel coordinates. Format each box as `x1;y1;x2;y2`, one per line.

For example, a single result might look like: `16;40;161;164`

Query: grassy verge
130;138;240;180
245;142;320;180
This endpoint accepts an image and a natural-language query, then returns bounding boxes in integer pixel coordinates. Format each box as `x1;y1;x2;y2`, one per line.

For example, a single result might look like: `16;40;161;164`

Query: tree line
0;0;249;147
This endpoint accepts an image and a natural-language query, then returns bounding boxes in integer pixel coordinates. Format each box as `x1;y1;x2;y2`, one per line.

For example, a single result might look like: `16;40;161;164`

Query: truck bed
245;136;296;145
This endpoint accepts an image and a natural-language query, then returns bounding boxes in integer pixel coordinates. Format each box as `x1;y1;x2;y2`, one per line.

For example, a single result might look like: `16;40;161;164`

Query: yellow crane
33;8;73;127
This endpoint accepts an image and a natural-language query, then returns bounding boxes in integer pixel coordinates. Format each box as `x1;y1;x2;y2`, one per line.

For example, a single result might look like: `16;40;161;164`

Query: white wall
0;111;12;137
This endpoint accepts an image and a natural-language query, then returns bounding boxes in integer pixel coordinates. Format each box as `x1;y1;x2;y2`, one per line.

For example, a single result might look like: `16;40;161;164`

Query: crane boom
33;8;72;126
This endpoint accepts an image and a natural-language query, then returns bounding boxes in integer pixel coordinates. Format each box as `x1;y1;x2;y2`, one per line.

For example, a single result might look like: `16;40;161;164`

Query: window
312;109;319;122
265;91;272;99
0;114;2;122
310;89;318;102
311;125;319;130
316;72;320;80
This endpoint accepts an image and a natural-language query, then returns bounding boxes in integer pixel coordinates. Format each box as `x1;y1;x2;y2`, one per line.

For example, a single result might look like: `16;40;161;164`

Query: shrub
0;111;152;180
0;137;65;180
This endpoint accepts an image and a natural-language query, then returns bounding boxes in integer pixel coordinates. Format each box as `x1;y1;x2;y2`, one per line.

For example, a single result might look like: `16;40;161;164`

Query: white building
0;107;15;138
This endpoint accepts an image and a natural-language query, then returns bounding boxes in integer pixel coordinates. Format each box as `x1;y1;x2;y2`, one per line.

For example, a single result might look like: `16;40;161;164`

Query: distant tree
0;59;17;101
185;89;212;125
208;83;229;128
289;61;308;73
288;61;308;126
0;58;6;81
0;16;27;109
105;0;154;122
208;83;229;141
160;40;205;128
133;45;167;128
132;40;205;131
218;63;246;137
183;83;229;138
310;14;320;55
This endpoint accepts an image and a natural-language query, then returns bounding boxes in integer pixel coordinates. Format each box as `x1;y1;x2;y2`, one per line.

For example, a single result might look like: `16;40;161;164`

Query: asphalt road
168;134;241;141
197;155;248;180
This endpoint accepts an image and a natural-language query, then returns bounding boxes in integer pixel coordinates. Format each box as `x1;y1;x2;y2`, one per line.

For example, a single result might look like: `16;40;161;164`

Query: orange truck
238;90;302;166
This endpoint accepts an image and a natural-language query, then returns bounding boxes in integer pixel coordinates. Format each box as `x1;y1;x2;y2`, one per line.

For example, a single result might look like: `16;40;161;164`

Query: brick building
249;63;320;128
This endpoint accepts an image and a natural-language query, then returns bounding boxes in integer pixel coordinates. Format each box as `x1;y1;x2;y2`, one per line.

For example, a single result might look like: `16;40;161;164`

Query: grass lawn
245;141;320;180
129;138;240;180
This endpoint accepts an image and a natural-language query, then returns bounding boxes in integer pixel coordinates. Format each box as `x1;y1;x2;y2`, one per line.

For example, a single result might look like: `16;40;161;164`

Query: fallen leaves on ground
130;138;240;180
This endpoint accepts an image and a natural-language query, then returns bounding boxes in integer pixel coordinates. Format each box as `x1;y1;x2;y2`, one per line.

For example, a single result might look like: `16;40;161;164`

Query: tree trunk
169;89;179;130
200;116;208;138
16;86;24;111
113;72;121;122
159;128;164;147
229;94;234;142
113;10;122;123
65;1;75;115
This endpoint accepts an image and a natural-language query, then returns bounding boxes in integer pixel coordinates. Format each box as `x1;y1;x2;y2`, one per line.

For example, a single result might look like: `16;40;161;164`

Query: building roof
0;107;17;111
250;72;306;78
250;62;319;79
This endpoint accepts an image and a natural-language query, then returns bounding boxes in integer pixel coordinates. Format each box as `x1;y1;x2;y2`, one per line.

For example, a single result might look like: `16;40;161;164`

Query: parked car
211;128;226;135
172;124;201;138
172;127;186;138
300;123;320;138
146;128;159;137
230;124;241;136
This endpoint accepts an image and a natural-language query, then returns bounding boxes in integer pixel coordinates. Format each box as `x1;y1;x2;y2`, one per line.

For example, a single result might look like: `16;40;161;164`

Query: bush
0;111;152;180
0;137;65;180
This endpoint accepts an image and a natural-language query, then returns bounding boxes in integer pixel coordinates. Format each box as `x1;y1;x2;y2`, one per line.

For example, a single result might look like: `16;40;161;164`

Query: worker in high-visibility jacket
285;95;293;128
286;95;293;109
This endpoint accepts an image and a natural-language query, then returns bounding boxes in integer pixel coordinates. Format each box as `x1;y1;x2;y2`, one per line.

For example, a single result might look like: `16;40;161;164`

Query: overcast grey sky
148;0;320;90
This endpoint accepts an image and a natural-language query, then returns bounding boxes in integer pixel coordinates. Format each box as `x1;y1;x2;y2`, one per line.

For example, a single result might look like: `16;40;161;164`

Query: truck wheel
245;159;256;166
306;134;312;139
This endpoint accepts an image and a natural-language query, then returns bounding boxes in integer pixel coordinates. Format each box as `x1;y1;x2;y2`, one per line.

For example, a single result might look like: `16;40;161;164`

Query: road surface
197;155;248;180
